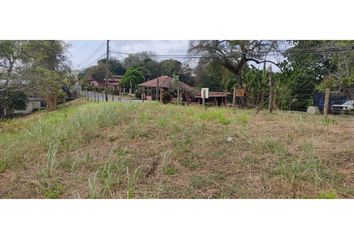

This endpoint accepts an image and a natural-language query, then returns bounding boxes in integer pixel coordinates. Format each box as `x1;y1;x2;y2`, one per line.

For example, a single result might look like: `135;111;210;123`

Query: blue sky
67;40;190;70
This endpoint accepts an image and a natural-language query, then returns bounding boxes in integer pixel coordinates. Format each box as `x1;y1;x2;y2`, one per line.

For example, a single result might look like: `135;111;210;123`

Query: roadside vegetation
1;99;354;199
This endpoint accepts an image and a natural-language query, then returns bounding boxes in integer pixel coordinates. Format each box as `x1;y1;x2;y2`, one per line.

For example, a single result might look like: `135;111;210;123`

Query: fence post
268;66;274;113
323;88;330;117
232;86;236;107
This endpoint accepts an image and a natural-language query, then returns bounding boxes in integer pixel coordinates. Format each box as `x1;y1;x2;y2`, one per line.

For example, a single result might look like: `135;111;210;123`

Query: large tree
123;52;154;69
189;40;280;86
23;41;73;111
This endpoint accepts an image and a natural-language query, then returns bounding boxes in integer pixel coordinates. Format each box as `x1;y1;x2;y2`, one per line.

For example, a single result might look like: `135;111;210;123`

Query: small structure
13;97;46;115
138;75;197;101
194;91;229;105
138;76;229;105
88;75;122;89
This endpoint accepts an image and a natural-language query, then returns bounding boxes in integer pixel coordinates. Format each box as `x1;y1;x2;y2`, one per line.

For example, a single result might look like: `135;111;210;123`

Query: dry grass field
1;99;354;198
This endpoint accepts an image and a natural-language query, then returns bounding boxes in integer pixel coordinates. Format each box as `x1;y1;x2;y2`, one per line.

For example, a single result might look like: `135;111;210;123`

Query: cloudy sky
67;40;286;72
67;40;191;70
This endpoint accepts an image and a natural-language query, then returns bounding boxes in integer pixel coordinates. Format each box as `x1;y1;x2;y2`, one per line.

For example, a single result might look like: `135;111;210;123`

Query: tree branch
246;58;279;67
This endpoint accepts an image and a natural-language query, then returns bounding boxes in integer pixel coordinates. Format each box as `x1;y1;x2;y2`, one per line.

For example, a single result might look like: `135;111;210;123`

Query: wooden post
105;40;109;102
141;87;145;102
232;86;236;107
156;77;160;101
268;65;274;113
202;89;206;107
177;88;180;105
323;88;330;117
160;88;163;103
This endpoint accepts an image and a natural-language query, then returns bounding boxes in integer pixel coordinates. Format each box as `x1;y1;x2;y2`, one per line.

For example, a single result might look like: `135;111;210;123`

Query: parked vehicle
313;92;348;113
331;100;354;114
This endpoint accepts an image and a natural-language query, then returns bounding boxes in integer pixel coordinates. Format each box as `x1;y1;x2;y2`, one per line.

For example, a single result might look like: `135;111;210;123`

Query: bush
135;88;142;99
162;92;172;104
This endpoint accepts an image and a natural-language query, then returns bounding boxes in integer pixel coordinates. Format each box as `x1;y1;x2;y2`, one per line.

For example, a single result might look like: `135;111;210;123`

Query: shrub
162;92;172;104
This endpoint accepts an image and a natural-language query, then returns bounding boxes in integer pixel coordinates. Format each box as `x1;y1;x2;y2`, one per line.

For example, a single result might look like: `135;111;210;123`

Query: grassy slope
1;99;354;199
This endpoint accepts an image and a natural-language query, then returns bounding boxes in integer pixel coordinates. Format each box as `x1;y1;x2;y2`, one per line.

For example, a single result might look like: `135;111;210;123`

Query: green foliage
160;59;182;76
162;92;172;104
0;157;8;173
279;41;337;111
98;58;126;76
190;175;213;189
44;142;58;177
0;90;28;113
194;60;231;91
189;40;279;86
121;67;145;90
161;151;176;176
318;191;337;199
88;174;102;198
42;180;65;199
321;117;337;126
126;166;142;198
123;52;153;69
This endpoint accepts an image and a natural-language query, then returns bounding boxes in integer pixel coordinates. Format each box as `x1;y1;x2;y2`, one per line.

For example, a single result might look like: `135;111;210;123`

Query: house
1;96;46;117
138;76;229;105
88;75;122;89
13;97;46;115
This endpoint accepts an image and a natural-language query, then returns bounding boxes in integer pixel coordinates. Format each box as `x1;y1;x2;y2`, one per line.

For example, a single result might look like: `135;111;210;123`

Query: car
330;100;354;114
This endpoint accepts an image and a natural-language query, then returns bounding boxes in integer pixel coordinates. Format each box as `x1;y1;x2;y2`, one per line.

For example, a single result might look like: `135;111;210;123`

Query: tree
0;89;28;117
26;67;66;111
123;52;154;69
23;41;72;111
160;59;182;76
280;40;336;110
120;67;145;91
189;40;280;86
194;58;235;91
321;40;354;90
98;58;126;76
89;63;108;81
0;40;30;92
138;58;161;80
24;40;69;72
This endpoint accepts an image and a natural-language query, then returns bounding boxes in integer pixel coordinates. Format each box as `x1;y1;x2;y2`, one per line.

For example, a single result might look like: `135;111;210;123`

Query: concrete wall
14;100;42;115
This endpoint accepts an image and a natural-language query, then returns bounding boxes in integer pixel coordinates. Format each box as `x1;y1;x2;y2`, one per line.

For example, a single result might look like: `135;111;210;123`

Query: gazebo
138;75;229;105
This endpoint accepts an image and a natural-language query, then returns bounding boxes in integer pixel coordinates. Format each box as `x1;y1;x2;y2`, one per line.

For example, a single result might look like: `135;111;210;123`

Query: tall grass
43;141;59;177
88;173;101;199
126;166;142;199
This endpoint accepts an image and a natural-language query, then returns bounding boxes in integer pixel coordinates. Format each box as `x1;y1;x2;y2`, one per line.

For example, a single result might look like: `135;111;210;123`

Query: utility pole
105;40;110;102
268;65;274;113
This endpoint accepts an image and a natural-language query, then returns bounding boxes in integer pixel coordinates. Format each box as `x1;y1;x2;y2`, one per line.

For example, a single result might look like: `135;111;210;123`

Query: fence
78;89;143;103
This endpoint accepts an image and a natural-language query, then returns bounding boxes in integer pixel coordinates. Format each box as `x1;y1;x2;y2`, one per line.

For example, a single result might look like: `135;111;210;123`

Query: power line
77;41;106;67
72;41;93;55
79;40;354;70
80;53;106;69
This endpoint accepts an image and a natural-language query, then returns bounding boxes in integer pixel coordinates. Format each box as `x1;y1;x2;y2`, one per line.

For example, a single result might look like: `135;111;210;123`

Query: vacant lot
1;100;354;198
